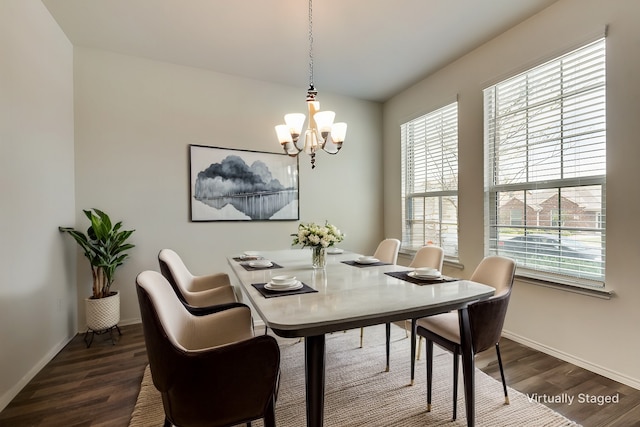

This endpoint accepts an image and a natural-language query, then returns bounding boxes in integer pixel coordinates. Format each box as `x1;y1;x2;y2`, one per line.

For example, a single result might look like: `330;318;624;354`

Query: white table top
227;249;495;338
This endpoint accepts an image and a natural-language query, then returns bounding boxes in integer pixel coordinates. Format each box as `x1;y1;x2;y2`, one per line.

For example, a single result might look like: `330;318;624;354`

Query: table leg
410;318;417;385
458;307;475;427
385;322;391;372
304;334;326;427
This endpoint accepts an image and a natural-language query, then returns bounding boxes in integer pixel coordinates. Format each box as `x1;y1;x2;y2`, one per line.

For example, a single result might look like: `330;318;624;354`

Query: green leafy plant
60;209;135;299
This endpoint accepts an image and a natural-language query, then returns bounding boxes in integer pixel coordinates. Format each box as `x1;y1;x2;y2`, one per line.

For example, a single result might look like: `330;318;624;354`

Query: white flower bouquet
292;221;344;248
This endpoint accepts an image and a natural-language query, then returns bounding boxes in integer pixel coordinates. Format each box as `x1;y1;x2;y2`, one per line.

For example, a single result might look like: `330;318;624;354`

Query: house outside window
485;39;606;285
401;102;458;258
509;209;523;226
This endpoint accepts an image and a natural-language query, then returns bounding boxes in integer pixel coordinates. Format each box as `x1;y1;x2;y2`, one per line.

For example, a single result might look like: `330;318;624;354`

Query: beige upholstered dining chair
158;248;238;309
136;270;280;427
408;245;445;270
373;238;401;265
359;238;400;371
407;246;445;342
412;255;516;420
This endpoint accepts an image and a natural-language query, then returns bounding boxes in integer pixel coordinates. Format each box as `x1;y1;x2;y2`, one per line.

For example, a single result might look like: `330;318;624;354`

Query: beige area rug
129;325;580;427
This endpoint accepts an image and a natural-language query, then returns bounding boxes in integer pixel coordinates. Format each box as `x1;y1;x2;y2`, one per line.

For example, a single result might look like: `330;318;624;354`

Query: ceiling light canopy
274;0;347;169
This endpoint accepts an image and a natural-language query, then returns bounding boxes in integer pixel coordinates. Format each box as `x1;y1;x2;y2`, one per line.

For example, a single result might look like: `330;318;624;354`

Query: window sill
443;259;464;270
515;272;614;300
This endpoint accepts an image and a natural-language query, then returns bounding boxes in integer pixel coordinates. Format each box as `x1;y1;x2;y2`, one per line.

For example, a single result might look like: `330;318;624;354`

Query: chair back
409;245;444;270
373;238;401;264
136;270;195;391
468;256;516;354
158;248;195;304
470;255;516;297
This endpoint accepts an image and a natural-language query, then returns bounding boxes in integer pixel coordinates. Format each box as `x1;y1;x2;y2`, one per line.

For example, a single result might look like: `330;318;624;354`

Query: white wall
0;0;75;410
73;47;384;328
383;0;640;387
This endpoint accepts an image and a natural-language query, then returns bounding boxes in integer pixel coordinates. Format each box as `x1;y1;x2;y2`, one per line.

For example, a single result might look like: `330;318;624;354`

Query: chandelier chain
308;0;314;88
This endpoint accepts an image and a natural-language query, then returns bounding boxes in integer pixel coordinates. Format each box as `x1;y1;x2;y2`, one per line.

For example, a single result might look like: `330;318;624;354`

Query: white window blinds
401;102;458;257
485;38;606;284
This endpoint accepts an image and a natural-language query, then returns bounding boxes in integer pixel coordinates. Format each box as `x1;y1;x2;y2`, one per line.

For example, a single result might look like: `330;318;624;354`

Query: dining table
227;249;495;427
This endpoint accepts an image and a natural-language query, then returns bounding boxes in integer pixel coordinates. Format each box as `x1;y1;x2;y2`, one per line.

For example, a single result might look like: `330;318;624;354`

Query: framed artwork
189;144;299;221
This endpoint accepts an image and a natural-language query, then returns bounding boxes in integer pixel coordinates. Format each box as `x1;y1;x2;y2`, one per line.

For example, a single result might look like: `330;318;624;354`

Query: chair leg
452;348;460;421
263;395;276;427
360;327;364;348
385;322;391;372
426;339;434;412
496;343;509;404
416;336;423;360
404;319;409;338
410;319;417;385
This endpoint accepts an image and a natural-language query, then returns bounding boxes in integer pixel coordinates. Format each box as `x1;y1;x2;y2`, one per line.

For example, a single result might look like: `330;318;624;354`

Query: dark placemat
385;270;459;285
341;260;390;268
252;282;318;298
239;262;284;271
232;256;262;262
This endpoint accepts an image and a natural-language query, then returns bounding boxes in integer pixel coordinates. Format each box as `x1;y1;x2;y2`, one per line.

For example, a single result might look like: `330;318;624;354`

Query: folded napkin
239;262;283;271
252;282;318;298
341;260;390;268
385;270;459;285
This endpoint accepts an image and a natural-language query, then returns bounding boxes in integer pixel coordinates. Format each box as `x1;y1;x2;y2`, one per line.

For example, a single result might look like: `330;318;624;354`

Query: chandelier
274;0;347;169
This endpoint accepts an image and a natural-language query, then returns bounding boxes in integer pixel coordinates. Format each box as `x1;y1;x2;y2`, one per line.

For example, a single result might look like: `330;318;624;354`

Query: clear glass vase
312;246;327;269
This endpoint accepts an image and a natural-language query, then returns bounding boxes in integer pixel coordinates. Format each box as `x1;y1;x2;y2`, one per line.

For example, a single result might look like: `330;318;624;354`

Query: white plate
268;280;298;289
244;251;260;256
327;247;344;254
355;257;379;264
271;275;296;285
408;271;442;280
265;281;303;291
249;260;273;268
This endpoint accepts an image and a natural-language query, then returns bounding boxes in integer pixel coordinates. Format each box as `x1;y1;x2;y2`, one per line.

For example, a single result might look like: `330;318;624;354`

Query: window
401;102;458;258
485;39;606;285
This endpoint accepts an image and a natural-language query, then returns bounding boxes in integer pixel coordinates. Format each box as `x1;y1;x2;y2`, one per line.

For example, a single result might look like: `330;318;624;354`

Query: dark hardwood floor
1;323;639;426
475;339;640;427
0;325;148;427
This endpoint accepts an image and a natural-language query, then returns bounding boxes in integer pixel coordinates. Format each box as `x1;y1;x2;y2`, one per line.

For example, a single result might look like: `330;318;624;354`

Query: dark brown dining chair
136;270;280;427
158;248;238;308
413;255;516;420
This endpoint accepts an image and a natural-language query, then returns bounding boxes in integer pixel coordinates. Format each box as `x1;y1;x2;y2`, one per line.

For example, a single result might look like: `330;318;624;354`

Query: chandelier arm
321;145;343;155
283;141;304;157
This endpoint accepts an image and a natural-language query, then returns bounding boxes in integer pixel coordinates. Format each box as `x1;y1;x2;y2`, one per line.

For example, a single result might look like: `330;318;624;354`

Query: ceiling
42;0;559;102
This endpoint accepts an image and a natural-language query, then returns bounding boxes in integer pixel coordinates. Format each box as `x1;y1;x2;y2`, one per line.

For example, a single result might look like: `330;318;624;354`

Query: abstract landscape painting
189;145;299;221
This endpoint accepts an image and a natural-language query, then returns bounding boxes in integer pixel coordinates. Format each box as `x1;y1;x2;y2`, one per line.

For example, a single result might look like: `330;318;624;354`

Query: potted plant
60;209;135;344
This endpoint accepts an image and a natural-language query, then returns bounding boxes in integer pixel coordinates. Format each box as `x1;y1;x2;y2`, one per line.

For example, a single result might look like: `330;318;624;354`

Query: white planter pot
85;291;120;331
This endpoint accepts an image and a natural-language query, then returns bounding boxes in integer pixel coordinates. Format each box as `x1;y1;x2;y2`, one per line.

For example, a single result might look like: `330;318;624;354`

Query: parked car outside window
498;234;602;261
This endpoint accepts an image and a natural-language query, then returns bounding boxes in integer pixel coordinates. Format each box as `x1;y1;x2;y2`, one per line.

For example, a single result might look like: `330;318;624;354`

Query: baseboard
0;333;75;412
76;316;142;333
118;317;142;327
502;329;640;390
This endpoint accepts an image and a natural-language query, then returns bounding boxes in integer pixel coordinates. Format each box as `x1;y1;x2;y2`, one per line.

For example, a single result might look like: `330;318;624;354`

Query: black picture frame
189;144;299;221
